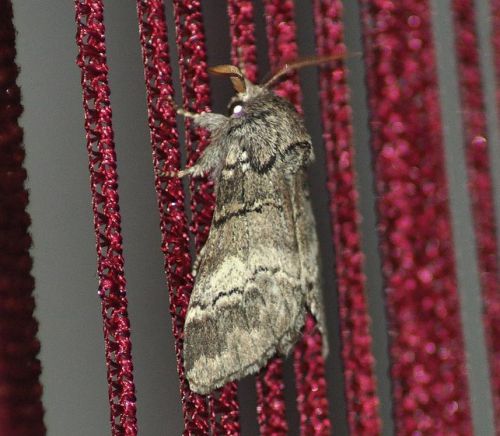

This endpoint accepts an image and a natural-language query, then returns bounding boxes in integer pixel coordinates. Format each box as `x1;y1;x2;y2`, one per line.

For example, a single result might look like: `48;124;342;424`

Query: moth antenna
262;52;354;89
236;47;246;75
208;64;247;93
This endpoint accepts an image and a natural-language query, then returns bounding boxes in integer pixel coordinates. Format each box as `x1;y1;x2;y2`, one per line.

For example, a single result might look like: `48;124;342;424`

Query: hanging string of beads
0;1;45;434
74;1;137;434
226;1;291;434
135;1;212;433
359;0;473;433
171;1;241;433
227;0;258;83
313;0;381;433
452;0;500;430
492;0;500;122
262;1;331;434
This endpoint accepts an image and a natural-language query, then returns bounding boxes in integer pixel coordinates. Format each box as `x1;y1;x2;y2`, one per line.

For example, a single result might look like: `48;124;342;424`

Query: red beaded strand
224;7;260;433
492;0;500;120
262;1;331;434
359;1;473;433
262;0;301;105
313;0;381;433
452;0;500;431
292;314;331;435
255;358;288;435
227;0;258;83
225;2;291;434
171;0;214;250
74;1;137;434
258;1;297;434
171;1;241;434
135;1;211;433
0;1;45;434
226;3;291;433
228;2;297;432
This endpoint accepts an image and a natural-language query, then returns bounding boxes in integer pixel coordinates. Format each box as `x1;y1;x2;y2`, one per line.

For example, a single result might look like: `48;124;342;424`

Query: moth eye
228;101;244;117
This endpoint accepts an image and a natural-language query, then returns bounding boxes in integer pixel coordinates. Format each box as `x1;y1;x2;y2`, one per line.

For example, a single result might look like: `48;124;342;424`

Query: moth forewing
177;65;327;394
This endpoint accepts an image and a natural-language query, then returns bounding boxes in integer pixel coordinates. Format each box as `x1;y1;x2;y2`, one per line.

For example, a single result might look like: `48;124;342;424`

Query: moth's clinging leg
159;110;211;179
176;107;203;120
192;243;207;277
161;167;195;179
162;109;228;180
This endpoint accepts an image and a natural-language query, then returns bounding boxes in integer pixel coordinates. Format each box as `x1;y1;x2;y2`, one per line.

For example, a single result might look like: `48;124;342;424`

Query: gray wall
12;0;500;434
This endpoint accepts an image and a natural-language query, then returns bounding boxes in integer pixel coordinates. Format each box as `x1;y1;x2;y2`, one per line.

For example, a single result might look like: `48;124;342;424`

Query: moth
173;57;337;394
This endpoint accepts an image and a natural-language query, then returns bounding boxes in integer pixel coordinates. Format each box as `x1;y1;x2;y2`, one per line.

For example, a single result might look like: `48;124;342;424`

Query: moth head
208;53;349;118
208;64;265;117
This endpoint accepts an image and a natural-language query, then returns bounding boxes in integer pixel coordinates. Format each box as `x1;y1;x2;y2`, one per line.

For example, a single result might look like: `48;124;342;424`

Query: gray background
11;0;500;434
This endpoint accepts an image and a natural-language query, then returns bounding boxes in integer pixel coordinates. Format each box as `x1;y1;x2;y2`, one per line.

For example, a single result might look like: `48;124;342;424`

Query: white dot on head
232;104;243;115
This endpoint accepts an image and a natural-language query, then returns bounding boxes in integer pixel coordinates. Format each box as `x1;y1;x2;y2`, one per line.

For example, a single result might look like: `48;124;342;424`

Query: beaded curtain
2;0;500;434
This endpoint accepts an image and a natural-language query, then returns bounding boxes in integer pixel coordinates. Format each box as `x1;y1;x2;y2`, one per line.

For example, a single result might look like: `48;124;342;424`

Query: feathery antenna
262;53;351;89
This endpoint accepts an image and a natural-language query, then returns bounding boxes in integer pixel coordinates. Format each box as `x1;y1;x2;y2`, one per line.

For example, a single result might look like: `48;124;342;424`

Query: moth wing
184;174;305;394
290;172;328;356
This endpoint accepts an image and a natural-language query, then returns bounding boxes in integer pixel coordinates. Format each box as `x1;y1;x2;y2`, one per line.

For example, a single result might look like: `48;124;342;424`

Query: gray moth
174;62;329;395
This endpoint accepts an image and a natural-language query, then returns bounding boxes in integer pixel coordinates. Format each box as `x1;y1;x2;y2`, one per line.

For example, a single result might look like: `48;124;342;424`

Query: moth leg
159;168;188;178
176;106;228;133
192;243;207;277
162;110;229;179
160;155;220;179
161;165;204;179
165;94;201;120
176;107;202;119
169;97;225;128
